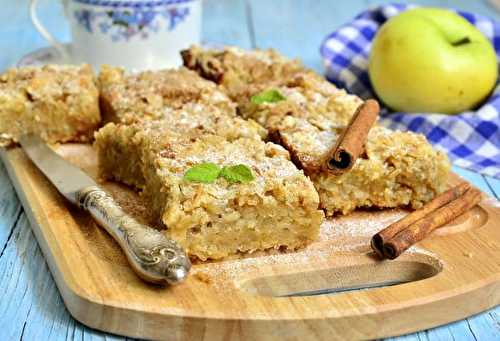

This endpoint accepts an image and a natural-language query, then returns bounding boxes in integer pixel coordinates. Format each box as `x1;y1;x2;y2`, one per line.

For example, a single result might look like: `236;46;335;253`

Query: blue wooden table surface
1;0;499;340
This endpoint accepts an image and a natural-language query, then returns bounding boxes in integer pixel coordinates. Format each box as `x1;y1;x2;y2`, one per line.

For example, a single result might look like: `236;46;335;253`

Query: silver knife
19;135;191;285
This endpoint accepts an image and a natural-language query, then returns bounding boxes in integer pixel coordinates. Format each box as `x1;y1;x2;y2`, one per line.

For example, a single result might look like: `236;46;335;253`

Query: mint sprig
183;163;255;184
220;165;255;183
250;89;286;104
183;163;221;183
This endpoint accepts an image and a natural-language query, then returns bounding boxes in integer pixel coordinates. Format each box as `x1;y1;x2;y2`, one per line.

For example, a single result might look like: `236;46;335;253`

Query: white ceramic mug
30;0;202;70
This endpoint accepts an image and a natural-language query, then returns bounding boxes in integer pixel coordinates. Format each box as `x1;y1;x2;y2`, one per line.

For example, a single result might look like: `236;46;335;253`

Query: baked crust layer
0;64;100;146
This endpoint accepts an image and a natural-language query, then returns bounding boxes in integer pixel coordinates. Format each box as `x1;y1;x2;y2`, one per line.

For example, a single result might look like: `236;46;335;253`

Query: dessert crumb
194;272;211;284
463;252;473;258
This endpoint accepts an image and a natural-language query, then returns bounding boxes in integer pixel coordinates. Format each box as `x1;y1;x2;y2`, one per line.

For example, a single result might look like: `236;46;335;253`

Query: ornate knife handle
76;186;191;285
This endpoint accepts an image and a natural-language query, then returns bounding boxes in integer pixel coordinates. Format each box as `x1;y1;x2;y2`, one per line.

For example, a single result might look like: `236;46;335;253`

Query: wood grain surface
1;144;499;340
1;1;499;340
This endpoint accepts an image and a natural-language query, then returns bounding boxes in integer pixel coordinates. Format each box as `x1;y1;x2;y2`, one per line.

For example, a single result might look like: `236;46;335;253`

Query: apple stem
452;36;471;46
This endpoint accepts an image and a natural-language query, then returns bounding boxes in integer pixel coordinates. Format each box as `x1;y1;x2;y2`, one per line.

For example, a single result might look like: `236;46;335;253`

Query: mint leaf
250;89;286;104
220;164;255;183
184;163;255;184
183;163;221;183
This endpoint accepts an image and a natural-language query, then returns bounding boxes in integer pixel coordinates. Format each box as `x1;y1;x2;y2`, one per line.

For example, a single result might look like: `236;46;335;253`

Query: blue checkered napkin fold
320;3;500;178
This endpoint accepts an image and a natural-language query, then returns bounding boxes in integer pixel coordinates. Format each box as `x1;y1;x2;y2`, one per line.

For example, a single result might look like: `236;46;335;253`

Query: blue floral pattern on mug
74;6;190;42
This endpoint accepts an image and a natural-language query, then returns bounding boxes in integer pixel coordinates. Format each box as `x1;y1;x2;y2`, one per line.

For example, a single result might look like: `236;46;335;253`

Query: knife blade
19;135;191;285
19;135;96;203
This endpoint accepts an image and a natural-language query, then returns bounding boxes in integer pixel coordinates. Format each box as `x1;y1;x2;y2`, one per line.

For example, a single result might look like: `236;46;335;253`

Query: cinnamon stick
382;187;481;259
371;182;471;257
325;99;379;174
370;184;482;260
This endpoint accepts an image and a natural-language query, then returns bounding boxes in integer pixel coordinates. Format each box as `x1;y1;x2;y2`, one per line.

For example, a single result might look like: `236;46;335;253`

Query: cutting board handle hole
239;254;442;297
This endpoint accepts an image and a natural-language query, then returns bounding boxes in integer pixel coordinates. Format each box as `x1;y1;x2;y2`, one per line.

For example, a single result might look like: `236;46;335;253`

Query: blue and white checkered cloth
320;3;500;178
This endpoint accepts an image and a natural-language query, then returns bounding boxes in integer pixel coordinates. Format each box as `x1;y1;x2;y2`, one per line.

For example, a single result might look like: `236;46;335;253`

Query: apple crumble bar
95;121;323;260
0;64;100;146
98;65;236;124
251;81;450;215
183;46;451;215
181;45;308;103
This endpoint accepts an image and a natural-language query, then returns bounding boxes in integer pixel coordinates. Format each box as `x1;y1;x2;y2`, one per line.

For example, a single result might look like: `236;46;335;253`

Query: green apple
369;7;498;114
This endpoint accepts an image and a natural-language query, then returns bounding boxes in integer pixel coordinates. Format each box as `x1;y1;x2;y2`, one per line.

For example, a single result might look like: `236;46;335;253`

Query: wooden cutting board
1;144;499;341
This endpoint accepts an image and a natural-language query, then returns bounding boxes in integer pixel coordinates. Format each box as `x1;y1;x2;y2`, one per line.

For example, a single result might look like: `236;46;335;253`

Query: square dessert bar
98;65;236;124
0;64;100;146
281;119;450;215
183;46;451;215
248;79;450;215
181;45;308;102
95;120;324;260
239;73;363;139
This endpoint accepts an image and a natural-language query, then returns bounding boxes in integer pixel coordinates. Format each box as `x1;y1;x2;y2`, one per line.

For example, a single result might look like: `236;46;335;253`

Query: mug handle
29;0;71;61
